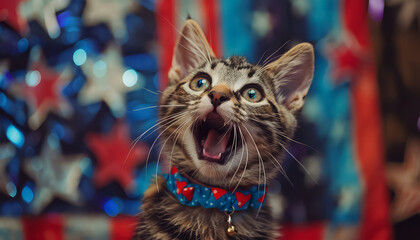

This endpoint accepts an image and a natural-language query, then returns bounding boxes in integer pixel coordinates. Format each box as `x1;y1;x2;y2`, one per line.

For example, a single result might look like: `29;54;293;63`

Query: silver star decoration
23;134;86;214
0;144;15;195
78;45;140;117
83;0;138;40
19;0;70;38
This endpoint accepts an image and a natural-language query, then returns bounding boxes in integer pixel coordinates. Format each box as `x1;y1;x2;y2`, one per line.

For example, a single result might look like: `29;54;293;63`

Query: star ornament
78;45;140;117
86;122;149;189
23;135;86;214
83;0;138;40
325;35;370;85
11;52;73;129
386;138;420;222
19;0;70;38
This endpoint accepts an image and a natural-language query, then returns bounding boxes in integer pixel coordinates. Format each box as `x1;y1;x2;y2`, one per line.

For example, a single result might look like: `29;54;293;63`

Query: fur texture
136;20;314;240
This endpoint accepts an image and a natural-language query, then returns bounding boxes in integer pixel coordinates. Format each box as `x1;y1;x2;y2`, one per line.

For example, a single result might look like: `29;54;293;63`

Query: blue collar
164;167;266;213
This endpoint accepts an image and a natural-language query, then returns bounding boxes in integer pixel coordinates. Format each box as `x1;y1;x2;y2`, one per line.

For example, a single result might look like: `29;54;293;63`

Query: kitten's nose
208;90;229;108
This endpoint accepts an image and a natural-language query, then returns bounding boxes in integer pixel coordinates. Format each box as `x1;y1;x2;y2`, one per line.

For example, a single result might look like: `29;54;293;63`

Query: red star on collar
0;0;28;33
386;138;420;222
86;122;149;189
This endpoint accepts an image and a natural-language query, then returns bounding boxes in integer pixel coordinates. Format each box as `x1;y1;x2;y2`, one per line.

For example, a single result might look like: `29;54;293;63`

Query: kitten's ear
168;20;215;85
265;43;314;112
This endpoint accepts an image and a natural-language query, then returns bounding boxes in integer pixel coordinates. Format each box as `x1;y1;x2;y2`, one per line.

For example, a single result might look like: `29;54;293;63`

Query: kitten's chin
191;161;234;187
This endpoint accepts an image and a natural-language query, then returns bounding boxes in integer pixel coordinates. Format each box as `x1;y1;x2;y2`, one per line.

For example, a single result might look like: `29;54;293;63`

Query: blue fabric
220;0;255;62
305;0;362;224
164;168;266;213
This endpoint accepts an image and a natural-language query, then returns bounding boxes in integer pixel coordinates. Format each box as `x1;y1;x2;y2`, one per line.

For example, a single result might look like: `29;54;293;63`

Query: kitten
136;20;314;240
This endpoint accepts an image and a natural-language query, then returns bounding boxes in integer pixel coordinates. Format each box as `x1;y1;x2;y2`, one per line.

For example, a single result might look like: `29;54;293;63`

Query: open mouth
193;112;240;165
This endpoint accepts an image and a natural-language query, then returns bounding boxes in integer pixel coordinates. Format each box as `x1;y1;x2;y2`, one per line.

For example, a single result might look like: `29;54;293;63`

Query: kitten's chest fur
136;176;279;240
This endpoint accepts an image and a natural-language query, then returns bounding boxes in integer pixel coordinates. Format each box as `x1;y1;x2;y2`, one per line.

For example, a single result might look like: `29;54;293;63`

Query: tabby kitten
136;20;314;240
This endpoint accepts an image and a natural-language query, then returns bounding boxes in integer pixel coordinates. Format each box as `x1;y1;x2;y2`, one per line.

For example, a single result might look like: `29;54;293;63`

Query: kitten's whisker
231;127;248;193
133;104;187;112
179;116;202;177
139;86;192;103
248;112;275;117
279;141;317;184
123;111;186;168
140;86;163;95
215;126;232;146
138;112;186;141
246;115;317;152
146;113;186;190
156;115;193;190
225;124;238;175
167;119;187;170
148;116;188;192
260;40;290;67
242;124;266;216
181;116;202;177
169;119;197;170
227;125;243;184
256;50;267;66
267;152;295;188
277;132;318;152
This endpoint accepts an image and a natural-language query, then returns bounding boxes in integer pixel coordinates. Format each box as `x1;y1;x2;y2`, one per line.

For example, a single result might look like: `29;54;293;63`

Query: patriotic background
0;0;419;239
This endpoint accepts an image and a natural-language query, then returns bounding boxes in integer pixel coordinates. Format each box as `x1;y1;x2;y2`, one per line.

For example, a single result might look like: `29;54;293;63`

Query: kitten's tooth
217;153;221;159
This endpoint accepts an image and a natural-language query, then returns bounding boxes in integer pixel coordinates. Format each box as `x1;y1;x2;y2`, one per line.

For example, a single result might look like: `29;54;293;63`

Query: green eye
190;77;210;91
242;87;263;102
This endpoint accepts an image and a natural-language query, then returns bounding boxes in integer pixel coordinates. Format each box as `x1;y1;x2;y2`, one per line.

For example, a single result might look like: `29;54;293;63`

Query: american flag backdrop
1;0;419;239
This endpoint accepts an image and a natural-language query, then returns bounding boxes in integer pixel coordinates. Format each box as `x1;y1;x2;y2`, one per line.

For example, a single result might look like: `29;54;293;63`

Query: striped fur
136;20;314;239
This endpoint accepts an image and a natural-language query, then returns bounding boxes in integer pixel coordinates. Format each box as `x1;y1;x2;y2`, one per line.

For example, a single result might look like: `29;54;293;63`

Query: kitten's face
159;20;314;188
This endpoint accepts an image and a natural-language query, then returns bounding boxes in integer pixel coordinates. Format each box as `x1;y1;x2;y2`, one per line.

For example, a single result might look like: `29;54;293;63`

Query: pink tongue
203;130;230;159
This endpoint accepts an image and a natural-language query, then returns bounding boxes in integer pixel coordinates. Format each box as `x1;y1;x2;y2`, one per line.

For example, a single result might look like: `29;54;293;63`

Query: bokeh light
122;69;138;87
73;49;87;66
25;70;41;87
6;125;24;148
368;0;384;22
6;182;17;198
104;197;122;217
22;186;34;203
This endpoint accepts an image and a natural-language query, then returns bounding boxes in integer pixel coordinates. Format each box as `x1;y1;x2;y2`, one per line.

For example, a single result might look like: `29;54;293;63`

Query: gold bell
227;224;238;237
226;214;238;237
